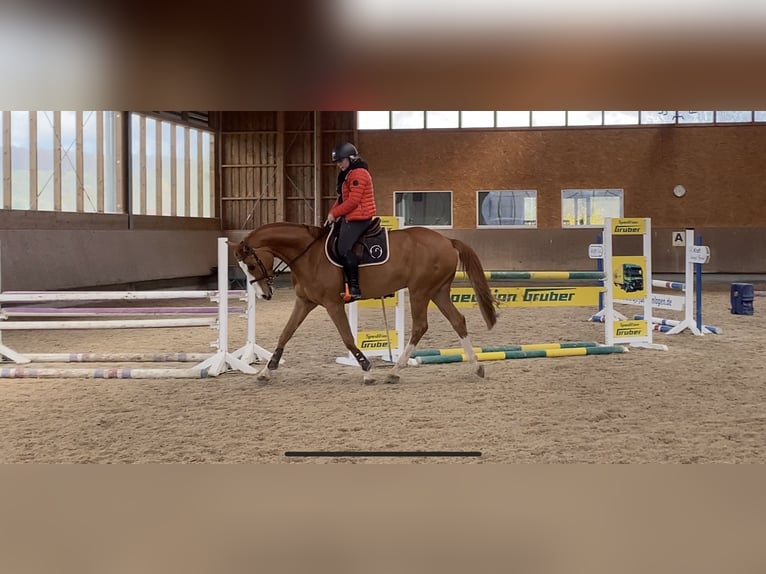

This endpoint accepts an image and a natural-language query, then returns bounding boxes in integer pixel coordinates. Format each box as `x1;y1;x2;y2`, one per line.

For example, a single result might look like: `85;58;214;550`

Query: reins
241;224;332;285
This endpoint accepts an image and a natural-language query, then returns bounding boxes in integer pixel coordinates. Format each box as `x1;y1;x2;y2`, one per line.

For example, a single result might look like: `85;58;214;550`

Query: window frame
561;188;625;229
393;190;453;229
476;189;538;229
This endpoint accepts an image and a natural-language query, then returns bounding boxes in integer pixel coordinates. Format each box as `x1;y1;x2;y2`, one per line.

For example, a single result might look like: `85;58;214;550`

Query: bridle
239;245;274;287
237;224;332;286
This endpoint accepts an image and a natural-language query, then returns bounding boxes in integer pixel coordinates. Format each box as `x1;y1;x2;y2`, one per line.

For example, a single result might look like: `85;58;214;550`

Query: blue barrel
730;283;754;315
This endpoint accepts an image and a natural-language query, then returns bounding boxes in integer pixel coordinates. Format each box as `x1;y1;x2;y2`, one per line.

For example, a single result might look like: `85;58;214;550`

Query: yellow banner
611;255;647;299
378;216;400;230
611;218;646;235
358;293;398;308
435;286;603;308
613;320;648;339
356;330;399;351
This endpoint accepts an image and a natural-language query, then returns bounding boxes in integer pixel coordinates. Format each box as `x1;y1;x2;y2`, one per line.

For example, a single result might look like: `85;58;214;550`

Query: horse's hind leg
430;284;485;379
257;296;317;381
325;302;375;385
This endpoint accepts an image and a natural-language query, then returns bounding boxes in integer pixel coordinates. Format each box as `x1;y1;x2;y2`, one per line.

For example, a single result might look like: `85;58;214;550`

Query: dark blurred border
2;1;765;109
2;465;765;574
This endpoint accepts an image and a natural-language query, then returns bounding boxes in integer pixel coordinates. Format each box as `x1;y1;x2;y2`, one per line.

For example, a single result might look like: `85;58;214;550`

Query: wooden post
275;111;285;221
53;111;62;211
29;112;38;210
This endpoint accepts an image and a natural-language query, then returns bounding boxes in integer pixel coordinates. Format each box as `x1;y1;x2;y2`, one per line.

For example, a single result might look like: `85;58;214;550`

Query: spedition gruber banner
444;286;602;308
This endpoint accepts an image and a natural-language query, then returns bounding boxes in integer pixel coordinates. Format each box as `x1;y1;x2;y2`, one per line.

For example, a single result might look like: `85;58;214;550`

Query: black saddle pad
325;222;390;268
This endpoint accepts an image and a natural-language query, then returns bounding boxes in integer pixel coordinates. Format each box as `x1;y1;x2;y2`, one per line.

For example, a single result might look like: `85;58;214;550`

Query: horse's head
233;240;275;300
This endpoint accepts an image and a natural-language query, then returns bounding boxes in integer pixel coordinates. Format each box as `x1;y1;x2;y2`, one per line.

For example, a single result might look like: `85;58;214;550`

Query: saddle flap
325;224;391;268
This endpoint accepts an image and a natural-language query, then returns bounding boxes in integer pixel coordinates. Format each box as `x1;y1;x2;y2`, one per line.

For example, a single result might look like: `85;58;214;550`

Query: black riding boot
342;254;362;301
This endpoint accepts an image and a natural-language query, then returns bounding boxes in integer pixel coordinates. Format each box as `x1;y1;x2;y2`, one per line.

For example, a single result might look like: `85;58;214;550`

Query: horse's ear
226;240;239;248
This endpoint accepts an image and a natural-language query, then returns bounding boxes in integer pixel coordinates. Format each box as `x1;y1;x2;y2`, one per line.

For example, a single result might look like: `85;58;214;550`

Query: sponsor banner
356;330;398;352
613;319;648;339
611;255;647;299
611;218;646;235
439;286;602;308
358;293;398;308
377;216;400;230
615;294;685;311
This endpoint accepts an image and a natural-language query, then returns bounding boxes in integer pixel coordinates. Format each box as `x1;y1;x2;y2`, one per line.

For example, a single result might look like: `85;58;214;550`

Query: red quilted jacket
330;166;377;221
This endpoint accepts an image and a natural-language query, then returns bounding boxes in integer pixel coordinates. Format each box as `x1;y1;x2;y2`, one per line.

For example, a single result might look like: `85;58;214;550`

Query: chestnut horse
234;222;497;384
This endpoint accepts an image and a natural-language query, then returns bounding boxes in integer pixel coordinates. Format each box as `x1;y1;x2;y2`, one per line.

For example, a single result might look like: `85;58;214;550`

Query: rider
325;142;377;302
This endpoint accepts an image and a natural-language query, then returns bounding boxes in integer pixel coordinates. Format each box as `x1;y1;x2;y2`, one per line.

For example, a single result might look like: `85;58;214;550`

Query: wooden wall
216;112;356;230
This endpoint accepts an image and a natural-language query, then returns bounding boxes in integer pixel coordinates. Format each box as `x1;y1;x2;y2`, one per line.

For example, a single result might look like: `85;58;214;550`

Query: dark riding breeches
337;219;370;264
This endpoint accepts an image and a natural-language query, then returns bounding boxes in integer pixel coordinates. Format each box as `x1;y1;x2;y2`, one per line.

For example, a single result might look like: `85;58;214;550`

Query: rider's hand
325;213;337;225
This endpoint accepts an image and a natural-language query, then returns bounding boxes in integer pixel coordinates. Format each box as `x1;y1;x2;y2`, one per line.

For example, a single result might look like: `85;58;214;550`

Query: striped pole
0;318;217;330
412;341;600;358
415;345;626;364
0;366;211;379
633;314;721;335
651;280;685;291
454;271;606;281
4;306;243;317
19;352;213;363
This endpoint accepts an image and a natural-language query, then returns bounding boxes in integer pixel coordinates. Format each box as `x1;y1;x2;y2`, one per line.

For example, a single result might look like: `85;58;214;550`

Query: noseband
238;245;274;287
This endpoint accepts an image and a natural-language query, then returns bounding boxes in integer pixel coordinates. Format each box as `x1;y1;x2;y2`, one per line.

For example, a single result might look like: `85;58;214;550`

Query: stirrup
341;284;362;303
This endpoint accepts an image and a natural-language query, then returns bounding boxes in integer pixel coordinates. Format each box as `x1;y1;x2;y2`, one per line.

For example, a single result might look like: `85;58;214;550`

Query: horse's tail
451;239;498;330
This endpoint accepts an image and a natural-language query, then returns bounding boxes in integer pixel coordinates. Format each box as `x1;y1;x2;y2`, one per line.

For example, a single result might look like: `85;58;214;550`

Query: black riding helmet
331;142;358;162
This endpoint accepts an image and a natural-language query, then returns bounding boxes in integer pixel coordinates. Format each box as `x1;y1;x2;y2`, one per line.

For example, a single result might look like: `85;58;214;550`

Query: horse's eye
247;265;255;272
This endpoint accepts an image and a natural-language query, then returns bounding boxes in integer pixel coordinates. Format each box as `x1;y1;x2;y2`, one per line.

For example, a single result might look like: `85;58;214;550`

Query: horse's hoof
475;364;485;378
363;375;376;385
256;367;271;382
385;373;400;384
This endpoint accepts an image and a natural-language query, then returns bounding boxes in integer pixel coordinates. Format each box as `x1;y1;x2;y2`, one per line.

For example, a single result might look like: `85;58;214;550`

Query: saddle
325;217;391;268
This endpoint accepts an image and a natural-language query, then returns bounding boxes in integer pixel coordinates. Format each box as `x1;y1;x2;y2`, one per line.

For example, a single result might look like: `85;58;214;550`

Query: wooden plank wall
217;111;355;230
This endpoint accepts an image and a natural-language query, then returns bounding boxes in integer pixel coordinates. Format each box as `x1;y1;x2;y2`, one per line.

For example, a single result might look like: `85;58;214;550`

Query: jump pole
414;344;626;364
411;341;601;357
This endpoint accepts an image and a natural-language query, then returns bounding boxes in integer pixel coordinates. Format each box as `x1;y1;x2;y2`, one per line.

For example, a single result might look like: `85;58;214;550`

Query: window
358;111;390;129
715;111;752;123
130;113;215;217
641;111;676;124
461;111;494;128
679;111;714;123
496;111;530;127
357;110;765;130
391;111;424;129
567;111;603;126
394;191;452;227
477;190;537;227
426;111;459;128
1;110;119;213
604;111;639;125
532;111;566;127
562;189;624;227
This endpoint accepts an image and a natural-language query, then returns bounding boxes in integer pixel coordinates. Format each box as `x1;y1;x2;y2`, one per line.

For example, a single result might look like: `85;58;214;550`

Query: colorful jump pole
414;345;626;364
454;271;606;281
412;341;600;357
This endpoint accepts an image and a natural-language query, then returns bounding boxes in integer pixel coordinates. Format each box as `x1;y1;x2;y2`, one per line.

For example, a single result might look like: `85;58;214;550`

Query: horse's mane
247;222;327;242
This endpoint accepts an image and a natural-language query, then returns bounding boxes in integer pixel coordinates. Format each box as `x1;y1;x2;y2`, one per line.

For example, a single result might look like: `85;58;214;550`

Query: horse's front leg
325;302;375;385
257;296;317;381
